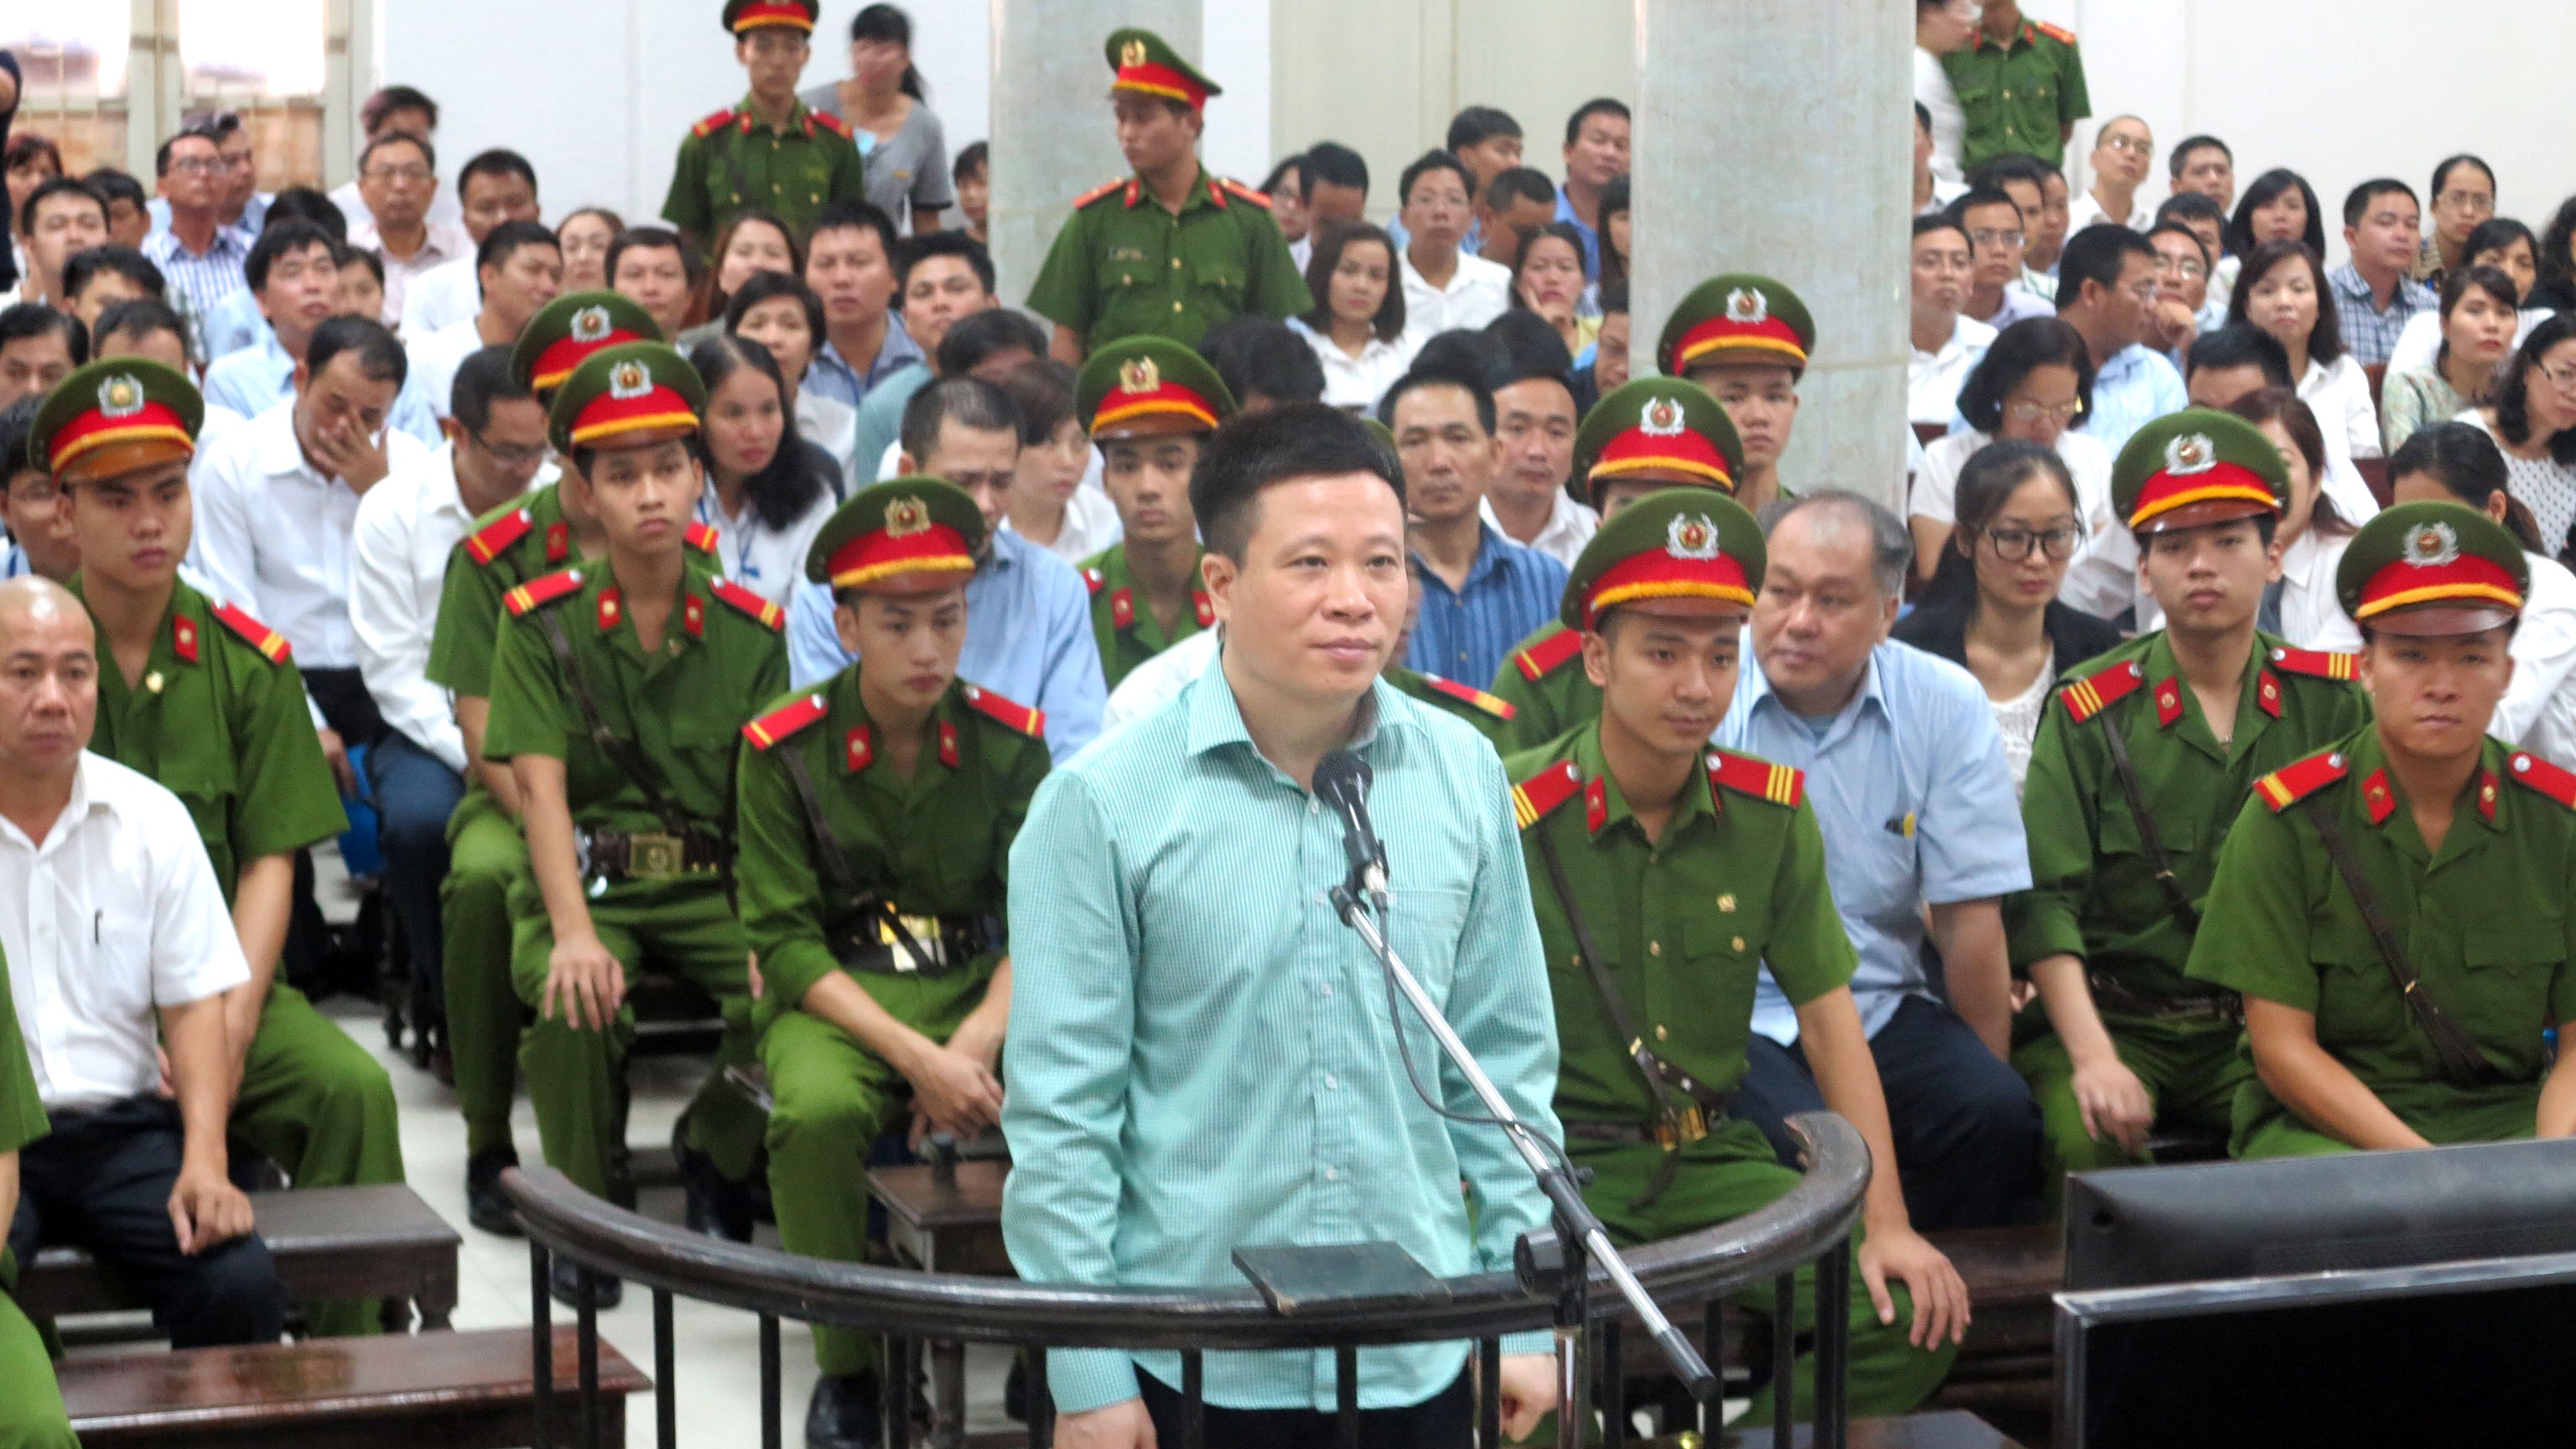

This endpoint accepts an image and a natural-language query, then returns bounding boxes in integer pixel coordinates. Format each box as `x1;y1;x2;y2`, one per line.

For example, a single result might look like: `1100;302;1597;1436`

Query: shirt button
1172;301;1185;313
1171;257;1183;269
1324;1073;1340;1090
1733;937;1748;953
1324;1166;1341;1182
1649;940;1661;957
1654;1025;1669;1041
1319;981;1334;999
1309;798;1320;815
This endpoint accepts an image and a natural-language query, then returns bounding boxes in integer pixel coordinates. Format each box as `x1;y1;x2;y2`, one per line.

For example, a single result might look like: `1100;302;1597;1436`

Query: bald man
0;578;287;1353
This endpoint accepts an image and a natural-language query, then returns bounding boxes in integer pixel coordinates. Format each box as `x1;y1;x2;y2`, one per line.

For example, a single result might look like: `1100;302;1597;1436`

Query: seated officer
1491;377;1744;750
2190;502;2576;1157
736;478;1048;1449
1505;491;1964;1423
1656;273;1815;514
44;361;402;1338
2012;412;2369;1185
485;341;786;1302
423;289;693;1234
3;916;78;1449
1074;336;1235;688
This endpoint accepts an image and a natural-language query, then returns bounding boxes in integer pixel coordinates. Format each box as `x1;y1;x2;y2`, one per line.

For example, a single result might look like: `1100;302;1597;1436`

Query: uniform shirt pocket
1193;260;1248;310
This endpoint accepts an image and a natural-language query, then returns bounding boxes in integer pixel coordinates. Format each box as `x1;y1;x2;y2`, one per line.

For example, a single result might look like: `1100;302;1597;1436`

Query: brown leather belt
2088;969;2243;1025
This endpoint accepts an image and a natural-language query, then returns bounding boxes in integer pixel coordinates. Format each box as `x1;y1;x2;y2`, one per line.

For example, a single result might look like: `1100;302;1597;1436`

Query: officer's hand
1858;1224;1971;1349
315;727;357;797
169;1162;256;1255
2071;1051;2155;1156
1052;1397;1156;1449
903;1041;1005;1141
745;951;765;1001
543;933;627;1032
1494;1352;1559;1440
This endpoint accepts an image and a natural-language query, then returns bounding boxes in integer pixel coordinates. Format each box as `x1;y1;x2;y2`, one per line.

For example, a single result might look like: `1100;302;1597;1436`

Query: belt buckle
627;833;683;880
875;911;951;972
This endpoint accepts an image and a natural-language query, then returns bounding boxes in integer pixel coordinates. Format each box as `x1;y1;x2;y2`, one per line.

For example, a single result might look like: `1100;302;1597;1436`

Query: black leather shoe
676;1118;757;1243
465;1147;522;1236
805;1372;884;1449
1003;1355;1028;1422
548;1256;622;1311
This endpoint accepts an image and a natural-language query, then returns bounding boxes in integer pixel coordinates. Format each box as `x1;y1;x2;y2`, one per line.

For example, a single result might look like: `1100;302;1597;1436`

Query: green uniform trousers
231;982;406;1337
0;1265;76;1449
2238;1088;2538;1160
1568;1120;1953;1426
444;787;529;1156
761;963;987;1376
511;876;763;1202
2014;1013;2244;1190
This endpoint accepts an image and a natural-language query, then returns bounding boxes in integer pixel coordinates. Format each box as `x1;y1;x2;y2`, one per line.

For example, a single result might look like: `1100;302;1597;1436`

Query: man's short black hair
63;246;164;303
1966;153;2058;192
362;85;439;134
153;125;222;180
341;248;387;287
0;397;44;490
1944;186;2021;230
1485;310;1572;387
2168;134;2231;179
896;231;995;295
2153;190;2226;231
808;198;901;262
1483;167;1556;215
1563;97;1629;147
476;219;559;277
1597;280;1628;317
20;177;105;237
91;299;191;365
1300;142;1368;201
1398;149;1476;207
0;304;87;368
952;140;987;184
450;345;536;434
1446;106;1520;153
1200;317;1325;408
1191;404;1404;562
2185;322;2293;388
1913;100;1931;134
2343;178;2418;229
2054;224;2153;308
934;308;1046;377
246;220;340;293
457;148;538;198
82;167;147;215
359;129;437;177
1376;364;1496;436
900;375;1021;462
605;226;691;289
264;185;348;240
305;314;408;390
996;358;1077;445
1410;328;1512;392
2146;221;2210;267
1913;212;1968;243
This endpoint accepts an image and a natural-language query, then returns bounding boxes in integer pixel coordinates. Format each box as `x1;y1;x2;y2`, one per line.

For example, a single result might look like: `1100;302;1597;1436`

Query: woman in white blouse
1286;221;1422;414
2462;314;2576;560
2228;238;2381;465
728;270;862;495
683;335;839;605
2229;387;2360;652
995;358;1121;564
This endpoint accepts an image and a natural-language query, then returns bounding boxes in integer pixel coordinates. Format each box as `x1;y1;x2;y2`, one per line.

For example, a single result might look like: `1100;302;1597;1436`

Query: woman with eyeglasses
2464;312;2576;561
2381;267;2519;455
1895;439;2122;794
2228;238;2381;465
2229;387;2359;652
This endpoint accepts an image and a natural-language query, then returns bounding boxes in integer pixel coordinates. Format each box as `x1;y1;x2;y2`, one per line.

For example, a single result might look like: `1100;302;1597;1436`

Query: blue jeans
366;731;465;1000
1735;995;2042;1230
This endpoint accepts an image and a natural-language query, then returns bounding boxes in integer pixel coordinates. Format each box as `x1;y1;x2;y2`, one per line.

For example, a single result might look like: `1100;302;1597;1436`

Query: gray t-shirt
795;86;955;228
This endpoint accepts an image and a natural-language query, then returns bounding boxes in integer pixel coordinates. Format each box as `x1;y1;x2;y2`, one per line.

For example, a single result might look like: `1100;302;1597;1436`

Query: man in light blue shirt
2056;223;2186;456
1005;403;1559;1444
200;221;440;446
1716;491;2039;1230
786;375;1104;761
1389;370;1569;688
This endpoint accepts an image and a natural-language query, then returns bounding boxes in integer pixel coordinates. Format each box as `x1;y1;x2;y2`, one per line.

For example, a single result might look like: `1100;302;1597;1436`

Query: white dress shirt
2384;306;2550;377
1907;314;1996;425
190;400;434;670
354;442;550;772
2065;190;2152;235
1003;485;1124;566
1288;317;1425;413
405;316;492;420
400;256;483;340
328;176;464;236
1399;248;1512;335
2301;353;2384;462
2497;551;2576;767
798;389;863;498
1479;488;1600;569
694;481;837;607
2272;526;2363;653
1;753;250;1112
1909;427;2126;620
351;218;474;333
1102;628;1219;733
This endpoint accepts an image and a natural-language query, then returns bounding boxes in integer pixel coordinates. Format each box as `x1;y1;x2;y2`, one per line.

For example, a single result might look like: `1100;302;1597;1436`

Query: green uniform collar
1571;723;1719;843
2337;729;2512;866
735;91;822;138
828;668;974;787
1974;20;2042;53
2137;628;2283;764
592;560;715;671
1120;161;1222;215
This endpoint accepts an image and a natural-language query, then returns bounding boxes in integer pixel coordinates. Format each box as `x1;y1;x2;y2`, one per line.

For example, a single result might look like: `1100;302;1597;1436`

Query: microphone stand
1327;876;1718;1447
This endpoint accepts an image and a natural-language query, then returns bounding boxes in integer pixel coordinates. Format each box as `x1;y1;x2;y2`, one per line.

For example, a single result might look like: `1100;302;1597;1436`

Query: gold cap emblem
1119;38;1147;68
608;359;652;400
2402;518;2460;569
885;496;931;538
98;373;145;418
1725;288;1768;325
1119;356;1161;395
1667;513;1722;560
1640;395;1685;436
570;304;611;343
2164;432;2215;475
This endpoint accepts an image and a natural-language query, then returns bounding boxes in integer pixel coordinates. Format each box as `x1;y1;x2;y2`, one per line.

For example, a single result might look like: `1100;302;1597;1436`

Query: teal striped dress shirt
1002;663;1563;1414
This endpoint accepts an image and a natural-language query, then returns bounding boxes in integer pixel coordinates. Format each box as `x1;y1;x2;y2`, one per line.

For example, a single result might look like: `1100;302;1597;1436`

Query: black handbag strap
2298;796;2504;1088
2098;705;2202;932
537;609;693;837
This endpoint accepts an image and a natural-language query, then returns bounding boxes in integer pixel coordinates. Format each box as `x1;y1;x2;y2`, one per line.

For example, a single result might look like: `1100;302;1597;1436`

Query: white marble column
988;0;1201;304
1631;0;1914;511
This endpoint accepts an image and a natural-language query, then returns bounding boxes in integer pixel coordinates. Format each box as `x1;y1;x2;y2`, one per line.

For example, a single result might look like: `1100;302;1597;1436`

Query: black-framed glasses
468;432;551;469
1982;523;2081;560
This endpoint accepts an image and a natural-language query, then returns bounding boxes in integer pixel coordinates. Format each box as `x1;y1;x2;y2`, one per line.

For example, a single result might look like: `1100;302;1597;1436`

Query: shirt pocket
1192;258;1248;312
1386;884;1471;1003
2307;924;2401;1045
2454;920;2560;1052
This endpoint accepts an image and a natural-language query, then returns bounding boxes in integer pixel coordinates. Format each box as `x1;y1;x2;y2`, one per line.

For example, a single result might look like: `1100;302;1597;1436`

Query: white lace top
1990;657;2056;799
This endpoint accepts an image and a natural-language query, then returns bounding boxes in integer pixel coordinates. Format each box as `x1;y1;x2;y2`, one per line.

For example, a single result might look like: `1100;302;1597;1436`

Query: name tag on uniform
1109;246;1150;262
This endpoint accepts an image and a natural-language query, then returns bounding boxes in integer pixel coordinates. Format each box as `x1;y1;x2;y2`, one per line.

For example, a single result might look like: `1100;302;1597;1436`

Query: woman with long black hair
686;334;841;605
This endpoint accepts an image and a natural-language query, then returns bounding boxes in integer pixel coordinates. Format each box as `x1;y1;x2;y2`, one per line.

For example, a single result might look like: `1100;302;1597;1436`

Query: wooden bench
61;1325;647;1448
870;1155;1013;1446
18;1184;460;1335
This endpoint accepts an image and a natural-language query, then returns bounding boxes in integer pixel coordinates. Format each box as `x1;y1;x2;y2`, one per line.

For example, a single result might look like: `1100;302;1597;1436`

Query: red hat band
2127;460;2278;530
533;327;646;392
1092;378;1218;435
1590;425;1733;491
826;523;974;591
731;1;813;31
2356;551;2523;621
1582;546;1754;630
1114;60;1208;111
1675;314;1808;371
47;397;193;475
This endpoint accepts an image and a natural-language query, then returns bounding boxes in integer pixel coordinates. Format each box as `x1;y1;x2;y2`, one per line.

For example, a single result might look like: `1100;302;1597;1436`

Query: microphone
1313;749;1389;907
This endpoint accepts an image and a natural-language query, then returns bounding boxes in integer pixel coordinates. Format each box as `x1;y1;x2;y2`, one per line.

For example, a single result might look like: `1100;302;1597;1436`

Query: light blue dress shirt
1716;639;2030;1044
2075;342;2187;458
787;525;1105;761
1405;524;1568;690
846;361;930;487
804;315;925;412
1002;667;1561;1414
197;287;270;364
1553;190;1602;282
198;328;444;447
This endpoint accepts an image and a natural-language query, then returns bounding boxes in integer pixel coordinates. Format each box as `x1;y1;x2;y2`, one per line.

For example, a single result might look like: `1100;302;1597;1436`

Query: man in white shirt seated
398;149;543;340
406;221;562;419
0;577;285;1348
1395;150;1511;335
1909;215;1994;426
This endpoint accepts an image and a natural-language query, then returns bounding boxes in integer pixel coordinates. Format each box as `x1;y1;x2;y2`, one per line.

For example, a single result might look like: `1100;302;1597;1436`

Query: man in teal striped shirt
1003;405;1562;1446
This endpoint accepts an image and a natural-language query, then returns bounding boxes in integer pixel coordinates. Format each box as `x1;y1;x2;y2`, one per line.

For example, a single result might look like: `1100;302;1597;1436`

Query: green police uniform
2189;503;2576;1158
1072;336;1236;686
1022;30;1307;351
1387;667;1514;742
662;96;867;242
1942;18;2092;169
0;954;78;1449
1505;493;1952;1424
1079;543;1212;688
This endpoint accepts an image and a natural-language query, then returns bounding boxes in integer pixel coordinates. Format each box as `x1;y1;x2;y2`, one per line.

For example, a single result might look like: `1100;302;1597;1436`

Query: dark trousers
366;731;463;1000
284;667;382;997
6;1097;286;1347
300;666;386;750
1736;995;2042;1230
1138;1368;1472;1449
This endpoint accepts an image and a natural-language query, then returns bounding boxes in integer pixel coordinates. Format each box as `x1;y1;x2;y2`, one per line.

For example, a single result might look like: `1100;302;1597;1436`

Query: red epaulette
1707;748;1805;808
1511;626;1584;683
1081;567;1107;595
209;601;292;664
1510;760;1581;830
2034;20;2077;44
503;568;585;617
808;109;852;138
2059;657;2146;724
1418;673;1516;721
742;693;828;750
962;683;1044;739
710;579;784;631
2509;751;2576;810
1216;177;1272;210
2266;645;2359;683
2253;747;2350;813
1072;178;1126;209
685;520;720;555
693;108;738;139
464;508;533;566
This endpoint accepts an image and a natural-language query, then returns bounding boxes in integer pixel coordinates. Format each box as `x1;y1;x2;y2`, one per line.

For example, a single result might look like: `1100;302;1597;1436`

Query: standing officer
1025;27;1309;361
1073;335;1233;688
1;949;77;1449
1505;490;1966;1422
423;289;708;1234
2189;502;2576;1157
42;359;405;1338
737;477;1048;1449
484;342;786;1301
1655;273;1816;514
2012;411;2370;1185
663;0;868;247
1943;1;2092;170
1489;376;1743;750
